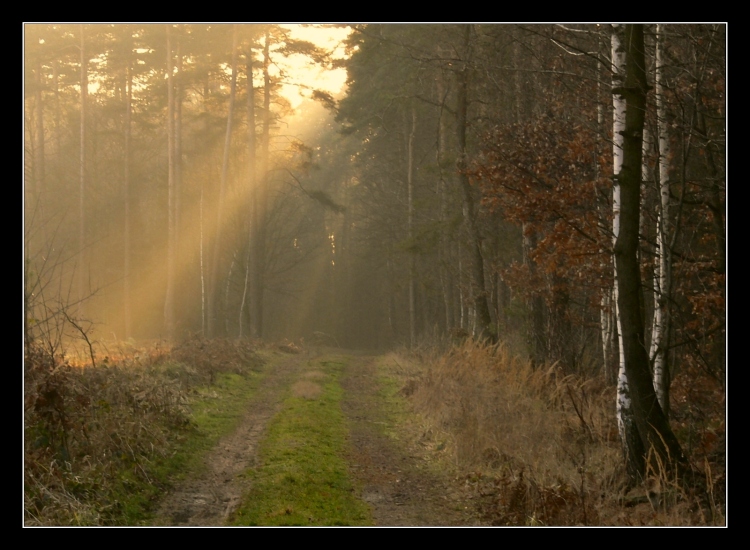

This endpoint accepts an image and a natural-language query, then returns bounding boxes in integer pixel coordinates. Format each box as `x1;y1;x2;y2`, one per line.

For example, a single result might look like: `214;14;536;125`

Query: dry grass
23;337;264;526
391;339;725;526
291;380;323;400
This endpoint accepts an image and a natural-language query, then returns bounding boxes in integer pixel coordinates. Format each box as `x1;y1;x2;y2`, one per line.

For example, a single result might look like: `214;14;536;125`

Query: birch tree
611;24;646;482
650;23;671;418
613;24;687;481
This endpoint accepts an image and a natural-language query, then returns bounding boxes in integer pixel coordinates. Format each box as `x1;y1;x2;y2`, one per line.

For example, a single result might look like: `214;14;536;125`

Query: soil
152;351;485;527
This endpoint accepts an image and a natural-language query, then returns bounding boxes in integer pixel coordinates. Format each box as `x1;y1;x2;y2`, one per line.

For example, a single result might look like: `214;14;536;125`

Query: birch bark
611;23;645;482
615;24;687;480
651;24;671;418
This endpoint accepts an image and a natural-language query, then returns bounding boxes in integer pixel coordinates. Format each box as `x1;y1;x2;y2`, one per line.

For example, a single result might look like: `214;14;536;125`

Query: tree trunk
612;23;646;483
250;31;272;339
406;105;417;348
594;46;616;384
78;24;88;315
615;24;687;481
650;24;671;418
456;24;493;342
175;26;183;250
240;49;257;339
225;251;236;336
124;53;133;340
52;59;61;174
208;24;238;337
34;60;46;243
435;63;454;333
164;24;176;341
199;74;210;336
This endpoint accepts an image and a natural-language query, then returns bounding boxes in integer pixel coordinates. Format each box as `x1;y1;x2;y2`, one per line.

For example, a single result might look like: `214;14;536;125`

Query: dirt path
341;355;485;526
152;351;483;526
152;355;304;526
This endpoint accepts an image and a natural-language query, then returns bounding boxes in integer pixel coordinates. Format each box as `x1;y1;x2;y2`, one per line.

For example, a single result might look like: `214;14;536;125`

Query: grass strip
231;358;373;526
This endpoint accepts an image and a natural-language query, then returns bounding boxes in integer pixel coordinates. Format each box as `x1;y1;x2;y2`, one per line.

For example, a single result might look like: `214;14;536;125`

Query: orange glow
278;24;350;108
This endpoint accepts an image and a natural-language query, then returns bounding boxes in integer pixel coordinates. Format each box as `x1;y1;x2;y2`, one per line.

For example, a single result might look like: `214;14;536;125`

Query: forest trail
152;350;484;526
152;355;302;526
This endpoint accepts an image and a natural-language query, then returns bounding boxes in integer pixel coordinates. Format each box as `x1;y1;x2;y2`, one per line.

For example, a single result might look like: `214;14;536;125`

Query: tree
206;24;238;338
614;24;687;481
164;24;177;341
611;23;646;484
456;25;494;343
650;23;671;418
78;24;88;315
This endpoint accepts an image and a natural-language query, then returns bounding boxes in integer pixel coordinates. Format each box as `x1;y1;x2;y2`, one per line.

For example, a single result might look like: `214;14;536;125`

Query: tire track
153;354;304;526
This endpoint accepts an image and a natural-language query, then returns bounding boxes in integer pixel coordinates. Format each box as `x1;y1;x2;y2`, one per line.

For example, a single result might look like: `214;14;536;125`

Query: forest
24;24;725;526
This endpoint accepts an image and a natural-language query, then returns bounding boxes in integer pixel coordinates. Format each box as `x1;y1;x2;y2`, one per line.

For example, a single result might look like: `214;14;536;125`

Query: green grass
372;356;414;441
230;358;373;526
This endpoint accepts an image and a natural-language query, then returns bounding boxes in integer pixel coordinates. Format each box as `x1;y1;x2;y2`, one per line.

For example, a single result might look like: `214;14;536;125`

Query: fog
24;24;725;371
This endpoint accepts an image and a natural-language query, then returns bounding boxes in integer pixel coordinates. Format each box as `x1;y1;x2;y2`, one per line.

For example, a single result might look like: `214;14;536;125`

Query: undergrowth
387;339;725;526
23;337;265;526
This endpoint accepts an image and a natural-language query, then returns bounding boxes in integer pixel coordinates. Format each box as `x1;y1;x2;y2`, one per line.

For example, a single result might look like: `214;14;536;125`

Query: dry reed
396;339;724;526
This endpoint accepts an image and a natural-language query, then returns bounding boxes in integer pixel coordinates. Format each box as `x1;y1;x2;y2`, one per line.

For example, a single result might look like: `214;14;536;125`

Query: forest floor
151;349;485;527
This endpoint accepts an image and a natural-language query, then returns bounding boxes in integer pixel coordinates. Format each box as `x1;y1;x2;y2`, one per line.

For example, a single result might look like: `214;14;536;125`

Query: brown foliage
473;108;613;295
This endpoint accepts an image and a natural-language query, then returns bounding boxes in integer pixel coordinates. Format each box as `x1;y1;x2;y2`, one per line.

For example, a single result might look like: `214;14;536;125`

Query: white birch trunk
611;24;633;457
640;127;652;257
596;75;615;382
601;288;613;381
651;24;671;418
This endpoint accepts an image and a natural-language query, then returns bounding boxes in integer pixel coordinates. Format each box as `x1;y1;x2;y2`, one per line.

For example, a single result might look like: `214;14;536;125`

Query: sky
277;24;351;108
